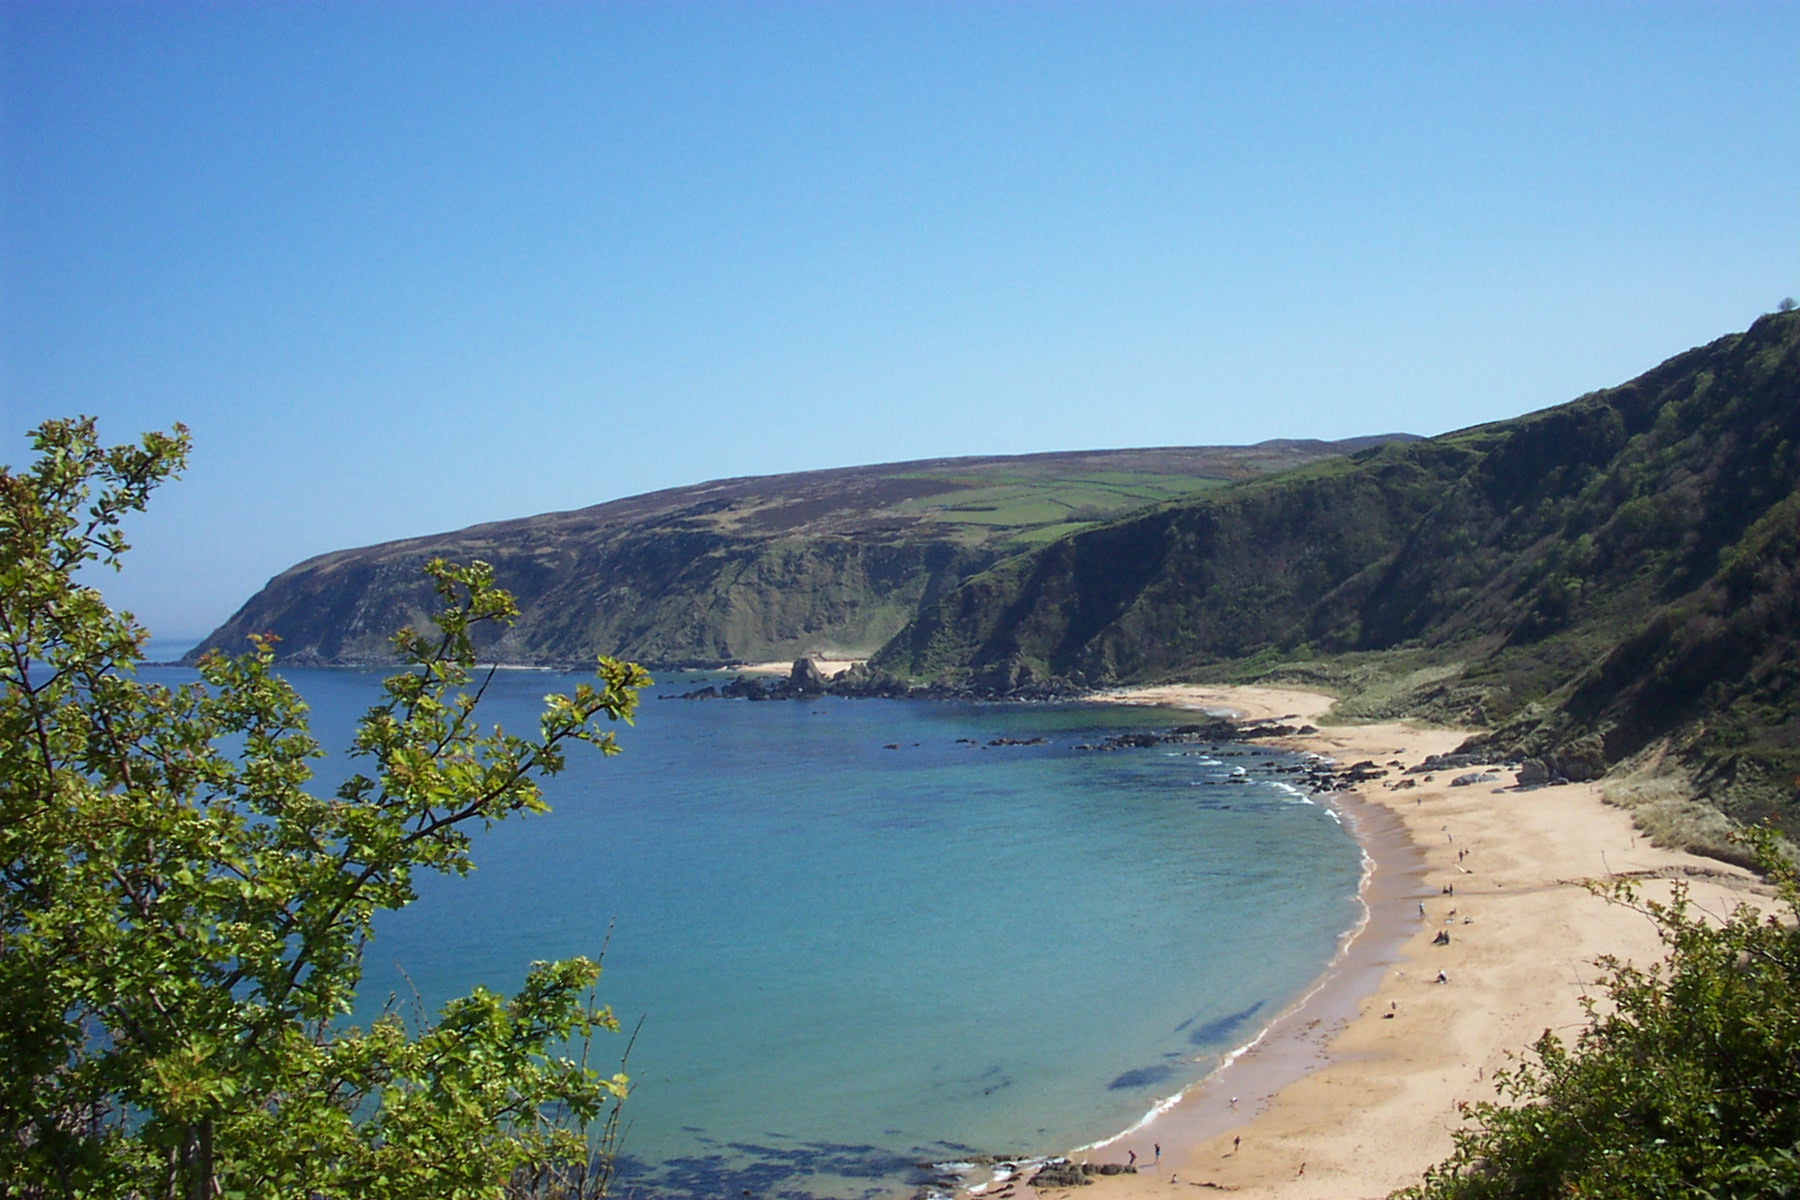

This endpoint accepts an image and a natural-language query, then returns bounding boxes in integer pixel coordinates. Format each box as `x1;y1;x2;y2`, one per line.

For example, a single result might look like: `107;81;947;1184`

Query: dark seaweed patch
1188;999;1264;1046
1107;1064;1176;1090
610;1136;921;1199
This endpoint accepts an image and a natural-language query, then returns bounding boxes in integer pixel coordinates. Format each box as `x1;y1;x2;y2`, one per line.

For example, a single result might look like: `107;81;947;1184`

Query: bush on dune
1395;834;1798;1200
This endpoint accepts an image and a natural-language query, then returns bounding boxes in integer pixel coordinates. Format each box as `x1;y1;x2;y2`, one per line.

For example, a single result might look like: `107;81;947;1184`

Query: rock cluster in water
1024;1158;1138;1188
1071;720;1304;750
669;660;1575;794
908;1155;1138;1200
665;658;1093;702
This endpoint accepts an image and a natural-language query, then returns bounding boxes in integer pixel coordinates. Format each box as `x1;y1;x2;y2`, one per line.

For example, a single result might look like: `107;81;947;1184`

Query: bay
159;663;1366;1199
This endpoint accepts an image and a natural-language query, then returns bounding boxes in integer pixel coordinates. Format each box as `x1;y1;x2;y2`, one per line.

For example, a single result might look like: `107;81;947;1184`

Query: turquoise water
163;663;1365;1198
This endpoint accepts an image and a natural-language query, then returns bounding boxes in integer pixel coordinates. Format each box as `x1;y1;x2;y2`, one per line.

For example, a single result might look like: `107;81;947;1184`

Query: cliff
189;439;1404;668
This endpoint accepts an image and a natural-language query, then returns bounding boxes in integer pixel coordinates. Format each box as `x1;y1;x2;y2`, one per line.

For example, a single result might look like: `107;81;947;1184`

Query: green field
891;472;1227;542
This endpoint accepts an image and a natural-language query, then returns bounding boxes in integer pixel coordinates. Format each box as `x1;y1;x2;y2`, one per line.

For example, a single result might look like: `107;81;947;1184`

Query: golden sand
993;685;1764;1200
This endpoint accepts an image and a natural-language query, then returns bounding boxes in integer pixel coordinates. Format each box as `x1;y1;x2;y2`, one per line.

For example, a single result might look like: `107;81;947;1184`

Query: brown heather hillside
188;438;1404;668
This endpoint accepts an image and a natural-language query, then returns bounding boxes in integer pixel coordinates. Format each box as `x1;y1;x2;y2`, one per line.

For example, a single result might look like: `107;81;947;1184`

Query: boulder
1549;737;1606;782
719;675;770;700
826;666;914;699
789;657;830;692
1409;752;1483;775
1515;758;1550;787
1029;1161;1090;1188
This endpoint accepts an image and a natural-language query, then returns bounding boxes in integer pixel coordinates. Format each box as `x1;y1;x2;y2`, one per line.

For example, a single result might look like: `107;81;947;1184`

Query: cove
272;666;1366;1200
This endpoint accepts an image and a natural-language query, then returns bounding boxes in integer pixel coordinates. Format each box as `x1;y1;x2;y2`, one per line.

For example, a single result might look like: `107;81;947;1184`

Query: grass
891;474;1227;537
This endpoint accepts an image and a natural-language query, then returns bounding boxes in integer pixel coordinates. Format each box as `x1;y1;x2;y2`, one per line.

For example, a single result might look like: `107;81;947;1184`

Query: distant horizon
5;2;1795;636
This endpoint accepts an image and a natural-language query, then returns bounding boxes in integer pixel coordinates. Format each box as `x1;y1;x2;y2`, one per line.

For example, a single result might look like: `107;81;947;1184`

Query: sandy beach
736;658;866;678
966;684;1768;1200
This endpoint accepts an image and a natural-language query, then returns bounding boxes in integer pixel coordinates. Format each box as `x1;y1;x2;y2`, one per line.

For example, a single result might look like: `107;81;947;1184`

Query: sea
139;645;1365;1199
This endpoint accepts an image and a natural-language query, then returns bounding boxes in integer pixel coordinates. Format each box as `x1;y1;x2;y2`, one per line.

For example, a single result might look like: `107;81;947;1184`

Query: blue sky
3;1;1796;640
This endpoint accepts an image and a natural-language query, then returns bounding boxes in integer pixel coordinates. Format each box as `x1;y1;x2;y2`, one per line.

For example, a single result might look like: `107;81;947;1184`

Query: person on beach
1128;1150;1137;1169
1154;1143;1161;1166
1233;1136;1241;1155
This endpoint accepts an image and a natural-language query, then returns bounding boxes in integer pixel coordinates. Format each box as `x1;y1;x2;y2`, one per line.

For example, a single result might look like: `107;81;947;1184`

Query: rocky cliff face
189;439;1403;667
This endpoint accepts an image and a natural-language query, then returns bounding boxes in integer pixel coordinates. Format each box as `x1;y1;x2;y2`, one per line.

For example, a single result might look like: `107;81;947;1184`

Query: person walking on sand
1128;1150;1137;1169
1154;1143;1161;1166
1232;1136;1241;1155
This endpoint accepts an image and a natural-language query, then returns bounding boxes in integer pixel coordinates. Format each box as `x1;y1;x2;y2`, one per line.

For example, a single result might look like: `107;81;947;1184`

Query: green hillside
189;438;1402;668
874;310;1798;853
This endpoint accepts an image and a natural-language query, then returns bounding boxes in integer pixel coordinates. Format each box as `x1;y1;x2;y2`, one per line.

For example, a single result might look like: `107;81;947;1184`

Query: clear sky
3;1;1796;640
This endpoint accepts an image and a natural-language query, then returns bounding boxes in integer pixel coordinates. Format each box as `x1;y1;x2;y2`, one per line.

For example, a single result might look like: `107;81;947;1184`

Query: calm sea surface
145;656;1365;1199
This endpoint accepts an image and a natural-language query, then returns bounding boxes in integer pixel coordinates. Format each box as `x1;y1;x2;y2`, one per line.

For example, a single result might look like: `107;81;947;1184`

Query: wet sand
979;684;1766;1200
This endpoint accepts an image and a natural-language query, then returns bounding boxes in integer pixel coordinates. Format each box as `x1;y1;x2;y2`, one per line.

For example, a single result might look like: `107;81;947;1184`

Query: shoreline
965;684;1765;1200
1071;788;1428;1161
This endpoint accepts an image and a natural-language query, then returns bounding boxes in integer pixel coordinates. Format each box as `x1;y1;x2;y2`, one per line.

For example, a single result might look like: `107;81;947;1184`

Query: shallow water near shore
177;664;1367;1199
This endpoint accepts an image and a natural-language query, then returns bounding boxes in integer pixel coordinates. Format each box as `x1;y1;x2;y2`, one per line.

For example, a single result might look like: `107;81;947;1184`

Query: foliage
1394;835;1799;1200
1;418;651;1198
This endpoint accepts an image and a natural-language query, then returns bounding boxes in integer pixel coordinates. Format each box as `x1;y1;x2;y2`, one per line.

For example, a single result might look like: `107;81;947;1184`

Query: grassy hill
874;309;1797;855
188;438;1404;668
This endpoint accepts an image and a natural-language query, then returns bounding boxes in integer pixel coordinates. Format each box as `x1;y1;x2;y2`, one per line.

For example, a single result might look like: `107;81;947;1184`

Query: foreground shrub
1396;835;1798;1200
